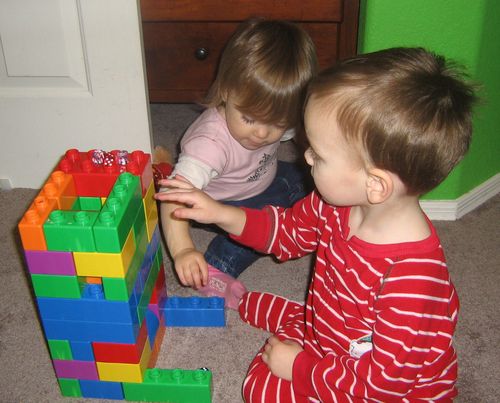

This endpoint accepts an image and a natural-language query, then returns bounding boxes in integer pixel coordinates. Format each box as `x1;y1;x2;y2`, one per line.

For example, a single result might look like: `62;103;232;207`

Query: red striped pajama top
234;191;459;401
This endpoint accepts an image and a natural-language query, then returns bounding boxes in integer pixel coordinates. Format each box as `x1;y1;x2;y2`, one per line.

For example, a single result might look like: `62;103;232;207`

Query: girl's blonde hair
205;18;318;129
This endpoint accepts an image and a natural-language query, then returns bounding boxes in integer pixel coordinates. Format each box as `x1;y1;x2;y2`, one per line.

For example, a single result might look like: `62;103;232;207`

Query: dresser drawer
141;0;343;22
143;21;339;103
140;0;359;103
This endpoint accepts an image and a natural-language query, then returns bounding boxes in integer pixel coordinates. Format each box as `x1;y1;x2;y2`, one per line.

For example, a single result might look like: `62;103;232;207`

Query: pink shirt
172;107;279;201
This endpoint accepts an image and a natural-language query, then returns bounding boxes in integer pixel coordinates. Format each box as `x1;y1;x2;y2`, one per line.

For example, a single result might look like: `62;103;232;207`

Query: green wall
358;0;500;199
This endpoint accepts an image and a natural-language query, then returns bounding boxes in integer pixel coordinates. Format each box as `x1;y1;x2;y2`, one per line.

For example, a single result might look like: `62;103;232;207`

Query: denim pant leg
204;161;310;278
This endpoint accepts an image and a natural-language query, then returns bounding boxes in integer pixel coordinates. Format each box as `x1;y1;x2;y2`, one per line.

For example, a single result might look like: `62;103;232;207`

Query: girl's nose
254;125;269;139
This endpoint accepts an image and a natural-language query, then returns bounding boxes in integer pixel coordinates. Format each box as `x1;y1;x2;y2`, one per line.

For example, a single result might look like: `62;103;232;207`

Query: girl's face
221;94;286;150
303;96;368;206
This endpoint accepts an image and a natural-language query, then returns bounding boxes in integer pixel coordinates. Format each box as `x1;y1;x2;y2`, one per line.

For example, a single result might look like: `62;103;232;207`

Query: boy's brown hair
205;18;318;130
307;47;477;195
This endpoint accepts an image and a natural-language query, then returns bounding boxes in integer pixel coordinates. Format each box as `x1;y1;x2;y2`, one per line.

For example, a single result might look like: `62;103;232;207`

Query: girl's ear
221;89;229;103
366;168;393;204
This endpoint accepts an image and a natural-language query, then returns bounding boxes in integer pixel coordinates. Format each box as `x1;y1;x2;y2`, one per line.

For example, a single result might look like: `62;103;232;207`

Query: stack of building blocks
18;149;217;402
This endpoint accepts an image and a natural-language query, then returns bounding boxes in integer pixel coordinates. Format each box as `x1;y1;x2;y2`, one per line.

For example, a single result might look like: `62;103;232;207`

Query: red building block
56;149;153;197
149;264;166;305
57;149;121;197
122;150;153;197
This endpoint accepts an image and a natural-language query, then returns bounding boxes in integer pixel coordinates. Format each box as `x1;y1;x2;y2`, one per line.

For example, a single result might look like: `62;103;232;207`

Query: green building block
133;201;146;242
43;210;99;252
47;339;73;360
72;196;102;211
93;173;142;253
122;368;212;403
31;274;82;298
102;225;148;301
58;378;82;397
156;243;164;267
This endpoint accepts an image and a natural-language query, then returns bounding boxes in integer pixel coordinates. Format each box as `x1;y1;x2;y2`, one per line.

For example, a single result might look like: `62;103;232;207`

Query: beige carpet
0;104;498;402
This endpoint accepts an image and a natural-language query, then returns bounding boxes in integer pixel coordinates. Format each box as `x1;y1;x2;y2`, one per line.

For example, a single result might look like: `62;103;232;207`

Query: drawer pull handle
195;47;209;60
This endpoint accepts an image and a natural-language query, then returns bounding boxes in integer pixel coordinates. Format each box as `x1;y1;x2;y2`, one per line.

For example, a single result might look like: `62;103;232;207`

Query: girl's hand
262;335;303;381
173;247;208;289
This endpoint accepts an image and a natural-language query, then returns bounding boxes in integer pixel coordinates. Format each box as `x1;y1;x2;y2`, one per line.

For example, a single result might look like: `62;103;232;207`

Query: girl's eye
242;115;254;124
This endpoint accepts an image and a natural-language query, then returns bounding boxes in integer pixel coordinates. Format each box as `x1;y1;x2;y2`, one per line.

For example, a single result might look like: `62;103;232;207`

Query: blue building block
143;225;160;269
79;379;124;400
41;317;140;343
145;308;160;349
137;247;161;325
70;341;94;361
163;297;225;327
36;284;139;325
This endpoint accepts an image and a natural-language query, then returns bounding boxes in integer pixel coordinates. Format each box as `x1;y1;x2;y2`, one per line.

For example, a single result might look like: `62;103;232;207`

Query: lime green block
93;173;142;253
47;339;73;360
72;196;102;211
156;243;164;267
43;210;99;252
133;202;146;242
31;274;82;299
102;226;148;301
58;378;82;397
123;368;212;403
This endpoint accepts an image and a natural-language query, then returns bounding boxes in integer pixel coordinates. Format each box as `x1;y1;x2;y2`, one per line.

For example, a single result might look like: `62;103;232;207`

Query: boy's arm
232;192;321;260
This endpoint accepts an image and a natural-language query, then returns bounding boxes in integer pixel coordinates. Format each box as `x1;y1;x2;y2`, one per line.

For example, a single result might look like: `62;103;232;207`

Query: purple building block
25;250;76;275
53;359;99;380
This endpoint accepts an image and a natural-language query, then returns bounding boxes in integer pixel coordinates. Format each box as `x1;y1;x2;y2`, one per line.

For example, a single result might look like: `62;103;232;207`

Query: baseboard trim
420;173;500;221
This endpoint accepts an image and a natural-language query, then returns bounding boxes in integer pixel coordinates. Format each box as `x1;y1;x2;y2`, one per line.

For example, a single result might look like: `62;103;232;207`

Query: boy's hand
173;248;208;289
262;335;303;381
155;178;223;224
154;178;246;236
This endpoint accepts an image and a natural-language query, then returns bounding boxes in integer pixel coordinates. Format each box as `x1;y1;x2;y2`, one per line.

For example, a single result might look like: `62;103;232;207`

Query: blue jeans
203;160;310;278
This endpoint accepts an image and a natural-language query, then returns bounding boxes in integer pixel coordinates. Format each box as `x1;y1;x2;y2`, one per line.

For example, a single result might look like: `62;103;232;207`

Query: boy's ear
366;168;393;204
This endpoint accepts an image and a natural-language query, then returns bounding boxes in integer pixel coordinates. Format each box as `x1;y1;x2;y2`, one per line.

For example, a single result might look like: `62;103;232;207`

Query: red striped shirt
234;191;459;401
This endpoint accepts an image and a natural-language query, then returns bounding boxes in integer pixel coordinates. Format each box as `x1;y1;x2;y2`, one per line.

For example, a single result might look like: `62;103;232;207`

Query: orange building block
18;195;57;250
42;170;77;210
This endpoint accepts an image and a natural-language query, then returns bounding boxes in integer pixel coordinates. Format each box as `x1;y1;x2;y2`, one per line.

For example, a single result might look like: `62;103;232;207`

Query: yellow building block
73;228;135;278
96;337;151;383
145;203;158;242
142;180;156;219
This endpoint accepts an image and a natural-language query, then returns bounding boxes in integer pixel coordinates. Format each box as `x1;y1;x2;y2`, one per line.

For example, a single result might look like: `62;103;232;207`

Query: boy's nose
304;148;314;166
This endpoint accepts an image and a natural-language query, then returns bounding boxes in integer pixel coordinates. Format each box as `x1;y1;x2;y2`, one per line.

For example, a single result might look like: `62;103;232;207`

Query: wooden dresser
140;0;360;103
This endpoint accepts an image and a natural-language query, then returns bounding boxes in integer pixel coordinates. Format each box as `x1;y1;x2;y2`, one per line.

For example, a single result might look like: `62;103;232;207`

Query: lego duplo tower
18;149;213;402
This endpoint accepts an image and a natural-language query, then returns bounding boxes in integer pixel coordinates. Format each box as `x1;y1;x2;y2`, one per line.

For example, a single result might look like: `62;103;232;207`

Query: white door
0;0;152;189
